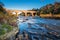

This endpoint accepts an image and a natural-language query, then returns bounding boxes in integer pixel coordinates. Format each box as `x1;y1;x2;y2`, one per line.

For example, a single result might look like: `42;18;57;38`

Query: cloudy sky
0;0;60;10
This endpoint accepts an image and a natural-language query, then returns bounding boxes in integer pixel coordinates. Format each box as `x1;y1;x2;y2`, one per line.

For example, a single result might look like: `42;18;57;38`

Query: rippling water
17;16;60;34
16;16;60;40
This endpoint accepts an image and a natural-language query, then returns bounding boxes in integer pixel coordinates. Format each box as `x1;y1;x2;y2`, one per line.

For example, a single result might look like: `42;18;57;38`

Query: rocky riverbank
0;27;18;40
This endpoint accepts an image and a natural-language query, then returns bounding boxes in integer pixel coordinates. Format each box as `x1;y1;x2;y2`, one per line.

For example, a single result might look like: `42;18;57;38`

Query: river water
17;16;60;40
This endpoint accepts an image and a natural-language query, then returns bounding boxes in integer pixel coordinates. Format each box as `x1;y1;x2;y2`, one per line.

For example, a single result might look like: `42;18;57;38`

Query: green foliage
0;28;6;35
2;24;13;32
0;2;16;36
0;2;5;13
0;2;8;24
0;24;13;35
32;8;39;11
39;2;60;14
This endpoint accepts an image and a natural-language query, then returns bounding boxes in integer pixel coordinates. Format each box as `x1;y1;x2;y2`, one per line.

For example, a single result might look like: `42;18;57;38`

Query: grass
0;24;13;35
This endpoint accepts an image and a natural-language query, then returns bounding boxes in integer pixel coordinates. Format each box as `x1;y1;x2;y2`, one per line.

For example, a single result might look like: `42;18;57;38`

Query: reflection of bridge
7;10;37;17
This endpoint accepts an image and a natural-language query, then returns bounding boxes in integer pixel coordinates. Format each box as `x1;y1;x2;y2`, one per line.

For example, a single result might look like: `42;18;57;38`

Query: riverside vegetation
0;1;60;36
0;2;17;36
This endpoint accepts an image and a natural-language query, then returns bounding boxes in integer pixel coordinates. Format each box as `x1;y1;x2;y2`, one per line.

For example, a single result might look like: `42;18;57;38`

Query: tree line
32;2;60;15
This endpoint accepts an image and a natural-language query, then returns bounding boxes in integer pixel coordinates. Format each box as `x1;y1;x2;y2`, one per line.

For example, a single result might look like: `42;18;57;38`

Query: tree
0;2;5;12
32;8;39;11
53;2;60;14
0;2;7;24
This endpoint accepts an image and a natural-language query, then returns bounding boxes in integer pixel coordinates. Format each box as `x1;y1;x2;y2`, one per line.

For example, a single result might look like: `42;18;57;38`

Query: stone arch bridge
7;10;37;17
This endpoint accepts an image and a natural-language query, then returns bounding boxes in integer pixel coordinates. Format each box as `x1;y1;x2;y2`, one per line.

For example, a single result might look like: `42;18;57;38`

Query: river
17;16;60;40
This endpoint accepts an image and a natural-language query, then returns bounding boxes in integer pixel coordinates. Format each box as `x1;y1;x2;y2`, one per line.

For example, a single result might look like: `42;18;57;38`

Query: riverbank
40;14;60;20
0;27;18;40
41;17;60;20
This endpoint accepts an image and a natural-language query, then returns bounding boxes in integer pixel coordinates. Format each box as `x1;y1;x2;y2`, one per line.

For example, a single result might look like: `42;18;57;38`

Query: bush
0;28;6;35
0;24;13;35
2;24;13;32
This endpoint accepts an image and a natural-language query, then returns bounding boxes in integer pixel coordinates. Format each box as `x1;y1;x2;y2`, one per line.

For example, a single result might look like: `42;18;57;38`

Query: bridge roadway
17;16;60;40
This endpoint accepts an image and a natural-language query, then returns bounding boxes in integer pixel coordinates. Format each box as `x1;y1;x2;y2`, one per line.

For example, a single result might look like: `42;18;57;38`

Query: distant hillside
31;2;60;15
39;2;60;14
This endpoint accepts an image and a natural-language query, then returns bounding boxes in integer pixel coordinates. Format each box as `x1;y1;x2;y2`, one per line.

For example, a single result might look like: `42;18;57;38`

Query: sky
0;0;60;10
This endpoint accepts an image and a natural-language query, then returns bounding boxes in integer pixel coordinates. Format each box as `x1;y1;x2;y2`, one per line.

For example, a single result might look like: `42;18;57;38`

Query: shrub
0;24;13;35
0;28;6;35
2;24;13;32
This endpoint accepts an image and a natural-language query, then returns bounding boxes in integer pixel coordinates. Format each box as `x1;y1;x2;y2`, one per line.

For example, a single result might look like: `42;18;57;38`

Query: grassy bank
40;14;60;20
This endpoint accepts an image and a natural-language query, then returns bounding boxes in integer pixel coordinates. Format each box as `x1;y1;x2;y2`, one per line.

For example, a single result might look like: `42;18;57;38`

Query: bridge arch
19;12;25;16
27;12;32;16
33;13;37;16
